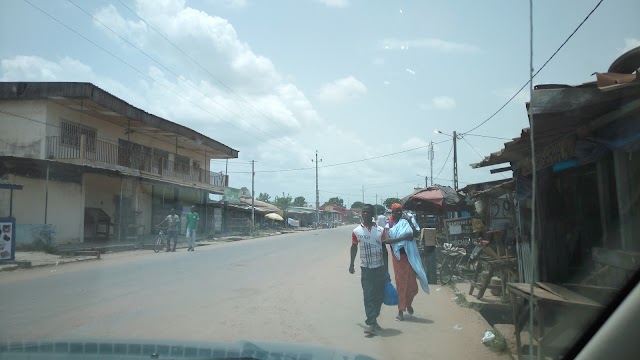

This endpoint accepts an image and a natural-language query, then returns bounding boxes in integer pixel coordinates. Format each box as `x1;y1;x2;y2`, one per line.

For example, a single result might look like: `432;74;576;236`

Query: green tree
351;201;365;210
384;197;402;208
257;192;271;202
292;196;306;207
240;186;250;196
373;204;386;215
323;197;344;207
274;193;293;210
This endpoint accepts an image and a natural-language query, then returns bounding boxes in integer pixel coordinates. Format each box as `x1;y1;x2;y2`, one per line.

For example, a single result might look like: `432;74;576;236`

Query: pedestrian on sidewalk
158;208;180;252
349;204;388;336
186;206;199;251
386;203;429;321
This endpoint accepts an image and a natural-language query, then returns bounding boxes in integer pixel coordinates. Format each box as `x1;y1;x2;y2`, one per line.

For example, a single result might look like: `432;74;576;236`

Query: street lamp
434;129;460;191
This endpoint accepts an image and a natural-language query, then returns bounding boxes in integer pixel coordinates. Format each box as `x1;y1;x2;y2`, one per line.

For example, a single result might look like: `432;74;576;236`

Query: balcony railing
46;136;228;187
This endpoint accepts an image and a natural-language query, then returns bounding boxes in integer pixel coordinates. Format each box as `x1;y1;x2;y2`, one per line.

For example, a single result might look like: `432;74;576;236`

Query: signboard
517;135;576;176
0;217;16;261
443;217;475;246
223;187;241;203
288;218;300;227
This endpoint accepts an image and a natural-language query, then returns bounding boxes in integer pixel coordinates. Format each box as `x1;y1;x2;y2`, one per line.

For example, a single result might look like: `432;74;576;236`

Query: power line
23;0;291;155
461;137;485;159
462;0;604;135
65;0;293;154
115;0;282;131
434;143;454;179
227;138;453;174
462;137;508;179
464;133;513;141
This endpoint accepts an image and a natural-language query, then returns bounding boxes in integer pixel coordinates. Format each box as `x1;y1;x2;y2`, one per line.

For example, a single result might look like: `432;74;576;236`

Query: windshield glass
1;1;639;359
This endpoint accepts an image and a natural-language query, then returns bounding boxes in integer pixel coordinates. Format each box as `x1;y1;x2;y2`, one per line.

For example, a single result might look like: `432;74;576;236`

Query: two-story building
0;82;238;245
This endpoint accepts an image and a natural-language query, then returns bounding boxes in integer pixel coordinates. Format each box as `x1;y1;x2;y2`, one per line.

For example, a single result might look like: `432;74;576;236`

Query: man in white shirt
158;208;180;252
349;204;388;335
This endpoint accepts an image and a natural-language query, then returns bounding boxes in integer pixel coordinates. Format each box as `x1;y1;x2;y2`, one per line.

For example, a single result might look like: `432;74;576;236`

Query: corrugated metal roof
471;73;640;170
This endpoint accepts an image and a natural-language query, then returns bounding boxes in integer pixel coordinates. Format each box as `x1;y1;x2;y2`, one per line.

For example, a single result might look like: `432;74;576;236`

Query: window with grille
61;121;96;152
174;154;190;174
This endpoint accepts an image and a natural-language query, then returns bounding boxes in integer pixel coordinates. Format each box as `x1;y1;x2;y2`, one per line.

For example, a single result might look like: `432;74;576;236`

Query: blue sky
1;0;638;207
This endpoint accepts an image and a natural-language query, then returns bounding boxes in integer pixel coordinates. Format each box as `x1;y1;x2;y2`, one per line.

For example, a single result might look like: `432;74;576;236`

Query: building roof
0;82;239;159
471;71;640;172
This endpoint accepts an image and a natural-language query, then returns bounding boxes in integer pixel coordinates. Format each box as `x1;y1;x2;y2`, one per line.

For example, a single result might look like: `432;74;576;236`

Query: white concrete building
0;82;238;245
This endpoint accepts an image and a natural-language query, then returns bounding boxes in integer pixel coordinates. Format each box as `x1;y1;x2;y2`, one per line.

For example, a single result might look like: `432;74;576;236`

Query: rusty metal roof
471;72;640;170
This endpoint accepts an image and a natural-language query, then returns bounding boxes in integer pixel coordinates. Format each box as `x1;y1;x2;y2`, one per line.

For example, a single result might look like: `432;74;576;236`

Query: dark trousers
167;229;178;250
361;265;385;326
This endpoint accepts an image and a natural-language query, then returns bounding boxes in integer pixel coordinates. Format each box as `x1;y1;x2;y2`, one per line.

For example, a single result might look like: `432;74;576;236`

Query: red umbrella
400;185;463;211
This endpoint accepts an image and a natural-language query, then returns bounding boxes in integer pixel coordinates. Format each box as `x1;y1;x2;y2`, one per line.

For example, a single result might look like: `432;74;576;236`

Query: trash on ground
452;324;463;331
482;330;496;344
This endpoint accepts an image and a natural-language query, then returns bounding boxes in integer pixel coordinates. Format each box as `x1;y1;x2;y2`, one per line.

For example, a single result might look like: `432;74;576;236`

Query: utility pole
312;151;322;225
453;131;459;190
251;160;255;228
375;194;378;212
428;141;434;186
362;185;365;204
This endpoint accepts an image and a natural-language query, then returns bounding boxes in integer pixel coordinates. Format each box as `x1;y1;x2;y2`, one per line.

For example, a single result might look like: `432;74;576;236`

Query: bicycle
439;239;484;285
153;227;168;253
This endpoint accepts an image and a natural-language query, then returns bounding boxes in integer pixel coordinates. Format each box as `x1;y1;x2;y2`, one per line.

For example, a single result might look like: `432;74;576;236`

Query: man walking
159;208;180;252
349;204;388;335
186;205;199;251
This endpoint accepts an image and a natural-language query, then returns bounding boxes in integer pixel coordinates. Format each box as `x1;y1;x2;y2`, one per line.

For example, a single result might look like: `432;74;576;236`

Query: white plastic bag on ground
482;330;496;344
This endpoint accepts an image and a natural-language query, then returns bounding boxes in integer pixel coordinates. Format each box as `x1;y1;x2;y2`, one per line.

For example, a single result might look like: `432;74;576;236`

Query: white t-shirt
377;215;387;227
352;223;387;268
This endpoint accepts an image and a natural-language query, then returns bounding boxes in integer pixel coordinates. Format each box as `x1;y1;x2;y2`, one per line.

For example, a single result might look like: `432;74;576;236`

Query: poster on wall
0;217;16;261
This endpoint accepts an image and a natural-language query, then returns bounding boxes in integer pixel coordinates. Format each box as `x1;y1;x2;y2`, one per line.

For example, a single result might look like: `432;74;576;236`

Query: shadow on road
357;323;403;338
403;316;434;324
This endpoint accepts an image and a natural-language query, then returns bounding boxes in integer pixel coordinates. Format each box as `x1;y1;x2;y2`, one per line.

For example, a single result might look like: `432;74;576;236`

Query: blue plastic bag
383;272;399;306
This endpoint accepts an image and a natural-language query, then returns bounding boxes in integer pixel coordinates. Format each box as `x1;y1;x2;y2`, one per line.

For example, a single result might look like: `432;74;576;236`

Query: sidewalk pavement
1;227;318;273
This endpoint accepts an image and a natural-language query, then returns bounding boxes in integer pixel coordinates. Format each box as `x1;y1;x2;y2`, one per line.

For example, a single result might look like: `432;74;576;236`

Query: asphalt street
0;226;508;359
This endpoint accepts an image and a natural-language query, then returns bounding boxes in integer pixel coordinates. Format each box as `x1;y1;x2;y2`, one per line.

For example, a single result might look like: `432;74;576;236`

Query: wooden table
507;282;603;360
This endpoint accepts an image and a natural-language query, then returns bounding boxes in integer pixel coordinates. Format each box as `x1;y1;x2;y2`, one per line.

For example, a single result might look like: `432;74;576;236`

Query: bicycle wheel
440;257;454;285
153;235;164;253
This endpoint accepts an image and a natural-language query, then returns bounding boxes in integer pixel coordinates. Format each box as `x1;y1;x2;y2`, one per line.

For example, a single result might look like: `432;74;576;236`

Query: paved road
0;226;507;359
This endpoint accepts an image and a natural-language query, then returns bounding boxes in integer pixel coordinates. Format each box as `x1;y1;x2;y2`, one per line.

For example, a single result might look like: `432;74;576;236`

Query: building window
174;154;190;174
61;120;96;152
153;148;169;171
193;160;201;170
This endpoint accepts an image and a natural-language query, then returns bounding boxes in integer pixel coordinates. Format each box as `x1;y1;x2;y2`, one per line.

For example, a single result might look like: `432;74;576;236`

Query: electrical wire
65;0;294;154
22;0;293;155
462;0;604;135
114;0;282;131
464;133;513;141
462;137;508;179
434;143;454;179
226;138;453;174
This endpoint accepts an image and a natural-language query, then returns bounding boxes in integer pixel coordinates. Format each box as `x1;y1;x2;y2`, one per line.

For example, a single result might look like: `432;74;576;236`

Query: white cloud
379;38;479;53
430;96;456;110
621;38;640;54
317;76;367;104
315;0;349;8
405;68;416;75
493;88;529;105
383;80;390;86
207;0;248;8
372;57;385;66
